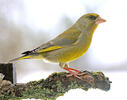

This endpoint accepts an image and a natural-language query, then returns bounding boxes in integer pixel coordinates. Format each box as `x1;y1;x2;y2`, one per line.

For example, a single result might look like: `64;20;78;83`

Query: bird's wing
50;26;81;46
22;27;81;55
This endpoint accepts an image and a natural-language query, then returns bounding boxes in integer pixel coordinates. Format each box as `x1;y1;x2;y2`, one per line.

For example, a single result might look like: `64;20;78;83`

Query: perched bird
10;13;106;78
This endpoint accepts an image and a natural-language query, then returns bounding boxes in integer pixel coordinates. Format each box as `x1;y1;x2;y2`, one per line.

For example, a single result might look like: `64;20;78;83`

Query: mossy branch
0;71;111;100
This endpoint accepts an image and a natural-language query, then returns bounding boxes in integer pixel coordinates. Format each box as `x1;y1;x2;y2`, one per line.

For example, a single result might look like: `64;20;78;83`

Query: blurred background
0;0;127;100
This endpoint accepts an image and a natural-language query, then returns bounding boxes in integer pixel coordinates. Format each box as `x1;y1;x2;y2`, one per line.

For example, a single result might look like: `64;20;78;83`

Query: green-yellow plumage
10;13;105;73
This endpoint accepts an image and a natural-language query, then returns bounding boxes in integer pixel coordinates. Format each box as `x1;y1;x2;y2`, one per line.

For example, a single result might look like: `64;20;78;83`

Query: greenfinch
10;13;106;78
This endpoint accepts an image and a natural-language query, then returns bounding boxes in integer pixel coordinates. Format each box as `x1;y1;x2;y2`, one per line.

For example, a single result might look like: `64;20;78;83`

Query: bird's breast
58;35;93;62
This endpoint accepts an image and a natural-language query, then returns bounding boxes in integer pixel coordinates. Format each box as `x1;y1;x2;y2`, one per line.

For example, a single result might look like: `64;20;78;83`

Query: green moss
92;71;103;75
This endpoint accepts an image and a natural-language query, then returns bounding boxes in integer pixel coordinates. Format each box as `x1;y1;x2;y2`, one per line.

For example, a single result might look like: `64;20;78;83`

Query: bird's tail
9;55;32;62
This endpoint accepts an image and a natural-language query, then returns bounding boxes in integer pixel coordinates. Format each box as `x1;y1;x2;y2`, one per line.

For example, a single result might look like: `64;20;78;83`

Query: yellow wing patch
38;46;62;53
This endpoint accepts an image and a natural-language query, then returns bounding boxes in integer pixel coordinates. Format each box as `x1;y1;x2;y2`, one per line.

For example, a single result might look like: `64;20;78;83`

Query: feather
9;55;32;62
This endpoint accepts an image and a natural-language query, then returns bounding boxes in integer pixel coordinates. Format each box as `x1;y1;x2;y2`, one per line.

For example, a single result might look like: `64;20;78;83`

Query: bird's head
76;13;106;29
85;13;106;24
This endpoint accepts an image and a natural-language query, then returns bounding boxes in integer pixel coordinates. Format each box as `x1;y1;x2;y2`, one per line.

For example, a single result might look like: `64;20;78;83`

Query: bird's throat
91;24;98;34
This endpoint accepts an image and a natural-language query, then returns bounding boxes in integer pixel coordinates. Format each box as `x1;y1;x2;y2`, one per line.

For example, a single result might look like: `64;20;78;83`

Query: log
0;70;111;100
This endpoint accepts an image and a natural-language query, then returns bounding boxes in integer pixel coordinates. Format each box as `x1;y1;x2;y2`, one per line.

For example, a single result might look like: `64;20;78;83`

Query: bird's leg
59;63;94;86
64;64;87;76
65;66;80;73
59;63;81;79
63;67;82;79
63;63;85;79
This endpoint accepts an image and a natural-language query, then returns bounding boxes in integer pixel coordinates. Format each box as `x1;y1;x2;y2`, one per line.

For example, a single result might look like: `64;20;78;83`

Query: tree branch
0;71;111;100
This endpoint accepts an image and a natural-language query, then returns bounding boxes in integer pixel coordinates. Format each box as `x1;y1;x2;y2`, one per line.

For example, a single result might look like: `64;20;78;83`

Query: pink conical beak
96;16;106;24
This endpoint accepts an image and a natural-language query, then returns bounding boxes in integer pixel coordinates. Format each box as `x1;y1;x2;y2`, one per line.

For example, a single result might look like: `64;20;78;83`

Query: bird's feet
63;67;83;78
64;67;94;86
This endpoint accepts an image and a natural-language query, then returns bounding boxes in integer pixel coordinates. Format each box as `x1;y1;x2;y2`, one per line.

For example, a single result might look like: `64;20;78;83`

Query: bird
10;13;106;78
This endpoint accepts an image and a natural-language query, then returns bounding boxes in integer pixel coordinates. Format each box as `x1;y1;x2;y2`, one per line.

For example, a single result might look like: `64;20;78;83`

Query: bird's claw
63;67;95;86
67;71;95;87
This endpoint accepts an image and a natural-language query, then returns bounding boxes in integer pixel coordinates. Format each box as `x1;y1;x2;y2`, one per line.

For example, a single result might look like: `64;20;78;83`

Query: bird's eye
89;15;96;20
